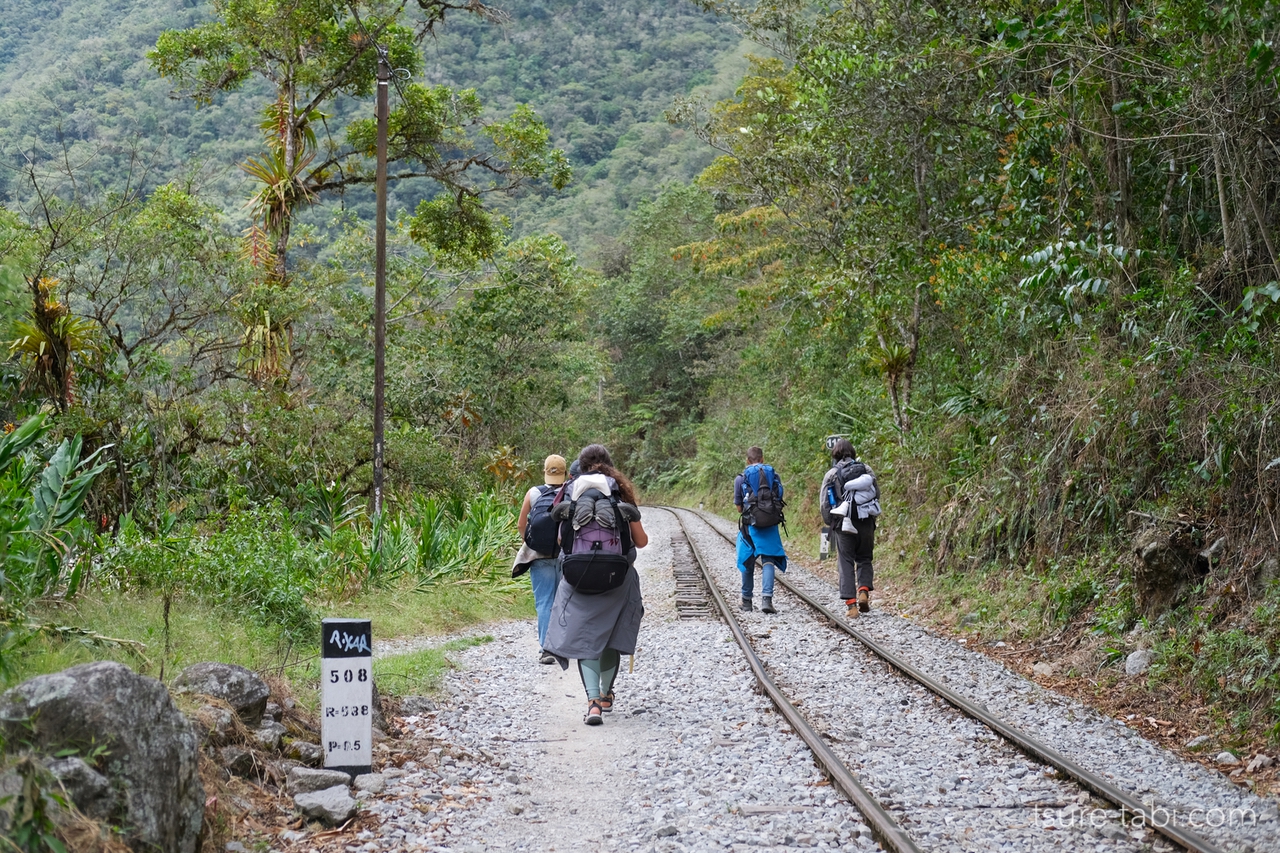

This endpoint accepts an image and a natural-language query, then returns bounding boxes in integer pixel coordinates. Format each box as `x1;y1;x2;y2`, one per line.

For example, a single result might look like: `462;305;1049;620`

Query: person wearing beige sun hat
514;454;569;663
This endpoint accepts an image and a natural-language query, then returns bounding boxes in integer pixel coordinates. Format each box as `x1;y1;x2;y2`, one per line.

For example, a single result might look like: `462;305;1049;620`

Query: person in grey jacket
819;438;878;618
543;444;648;726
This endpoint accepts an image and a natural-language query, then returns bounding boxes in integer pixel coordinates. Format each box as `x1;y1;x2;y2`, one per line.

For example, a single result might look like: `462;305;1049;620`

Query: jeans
741;558;777;599
529;558;561;648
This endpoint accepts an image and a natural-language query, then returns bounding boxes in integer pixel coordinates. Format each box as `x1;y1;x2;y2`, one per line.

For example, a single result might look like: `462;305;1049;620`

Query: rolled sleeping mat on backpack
844;473;874;493
573;497;619;529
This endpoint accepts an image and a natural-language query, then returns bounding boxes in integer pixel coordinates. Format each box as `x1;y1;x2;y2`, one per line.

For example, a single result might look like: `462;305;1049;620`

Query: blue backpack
741;464;785;529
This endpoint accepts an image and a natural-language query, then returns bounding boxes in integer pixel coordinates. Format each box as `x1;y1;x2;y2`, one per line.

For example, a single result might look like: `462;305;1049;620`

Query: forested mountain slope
3;0;1280;767
0;0;747;259
0;0;259;209
416;4;752;256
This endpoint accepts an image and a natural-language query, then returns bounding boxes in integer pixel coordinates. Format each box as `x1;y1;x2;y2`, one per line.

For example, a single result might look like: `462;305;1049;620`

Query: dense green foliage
0;415;109;662
602;0;1280;737
97;492;519;639
652;0;1280;551
2;0;1280;745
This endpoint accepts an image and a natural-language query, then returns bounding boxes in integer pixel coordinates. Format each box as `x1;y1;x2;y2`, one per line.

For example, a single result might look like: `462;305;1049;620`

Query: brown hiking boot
845;601;859;619
857;589;870;613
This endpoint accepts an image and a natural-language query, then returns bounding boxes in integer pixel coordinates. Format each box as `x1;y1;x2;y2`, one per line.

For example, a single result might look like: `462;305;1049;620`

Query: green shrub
101;504;318;640
1154;582;1280;740
403;493;518;589
0;415;109;607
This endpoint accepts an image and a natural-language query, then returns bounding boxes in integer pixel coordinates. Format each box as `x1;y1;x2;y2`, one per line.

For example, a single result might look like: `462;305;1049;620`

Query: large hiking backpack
554;481;638;594
833;458;881;519
741;464;785;530
523;484;561;556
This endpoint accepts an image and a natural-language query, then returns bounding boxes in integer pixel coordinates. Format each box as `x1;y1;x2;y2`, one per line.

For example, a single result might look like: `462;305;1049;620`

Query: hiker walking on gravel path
514;454;569;664
734;446;788;614
819;437;880;618
543;444;648;726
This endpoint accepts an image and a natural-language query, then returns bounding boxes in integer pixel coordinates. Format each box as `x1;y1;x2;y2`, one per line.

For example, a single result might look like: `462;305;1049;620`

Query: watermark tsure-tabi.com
1034;802;1257;830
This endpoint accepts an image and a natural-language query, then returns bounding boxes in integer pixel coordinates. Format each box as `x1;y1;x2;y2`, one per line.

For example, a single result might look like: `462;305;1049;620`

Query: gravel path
351;509;1278;853
361;510;877;852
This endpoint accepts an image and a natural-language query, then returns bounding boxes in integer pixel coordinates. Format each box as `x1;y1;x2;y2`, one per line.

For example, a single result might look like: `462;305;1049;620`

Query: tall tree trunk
1103;1;1134;246
1159;157;1176;245
1240;140;1280;282
1214;136;1237;271
901;282;922;434
275;80;298;284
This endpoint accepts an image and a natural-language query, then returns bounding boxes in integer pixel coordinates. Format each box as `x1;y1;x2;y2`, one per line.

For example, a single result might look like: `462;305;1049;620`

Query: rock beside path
401;695;436;715
354;772;386;794
286;740;324;765
288;766;352;793
295;785;357;825
1124;649;1154;676
172;662;270;725
252;719;287;751
0;661;204;853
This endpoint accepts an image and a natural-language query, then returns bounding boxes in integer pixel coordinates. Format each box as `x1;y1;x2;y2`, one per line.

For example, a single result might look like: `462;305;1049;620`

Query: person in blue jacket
734;446;788;613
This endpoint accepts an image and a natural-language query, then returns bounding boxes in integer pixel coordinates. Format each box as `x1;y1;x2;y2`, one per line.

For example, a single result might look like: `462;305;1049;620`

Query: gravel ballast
323;509;1277;853
692;509;1279;853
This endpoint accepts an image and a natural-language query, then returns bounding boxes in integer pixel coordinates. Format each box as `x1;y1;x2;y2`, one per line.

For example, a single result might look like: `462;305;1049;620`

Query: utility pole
372;47;390;518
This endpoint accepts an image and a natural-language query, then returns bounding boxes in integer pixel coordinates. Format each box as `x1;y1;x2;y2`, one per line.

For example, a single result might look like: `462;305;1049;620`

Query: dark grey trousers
833;517;875;599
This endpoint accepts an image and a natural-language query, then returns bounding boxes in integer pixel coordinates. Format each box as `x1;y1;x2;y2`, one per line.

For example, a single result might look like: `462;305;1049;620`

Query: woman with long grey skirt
543;444;648;726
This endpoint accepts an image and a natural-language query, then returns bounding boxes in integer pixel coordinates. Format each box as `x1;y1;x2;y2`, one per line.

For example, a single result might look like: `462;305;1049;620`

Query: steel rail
681;507;1228;853
664;507;924;853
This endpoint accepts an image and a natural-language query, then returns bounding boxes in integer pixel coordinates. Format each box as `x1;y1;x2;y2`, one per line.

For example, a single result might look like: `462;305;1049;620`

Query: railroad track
660;506;1231;853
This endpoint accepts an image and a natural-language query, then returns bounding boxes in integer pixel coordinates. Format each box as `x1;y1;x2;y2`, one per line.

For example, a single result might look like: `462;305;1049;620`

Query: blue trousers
529;558;561;648
740;558;777;599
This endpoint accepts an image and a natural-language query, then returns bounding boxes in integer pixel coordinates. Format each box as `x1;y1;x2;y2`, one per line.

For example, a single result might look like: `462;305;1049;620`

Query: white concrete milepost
321;617;373;775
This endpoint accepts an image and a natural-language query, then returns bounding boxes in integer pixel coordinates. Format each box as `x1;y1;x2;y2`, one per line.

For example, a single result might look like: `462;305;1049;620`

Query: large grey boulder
172;662;270;725
0;661;204;853
294;784;357;825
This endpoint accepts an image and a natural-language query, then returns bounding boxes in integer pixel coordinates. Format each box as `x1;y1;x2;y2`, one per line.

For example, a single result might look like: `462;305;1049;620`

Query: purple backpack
557;480;635;594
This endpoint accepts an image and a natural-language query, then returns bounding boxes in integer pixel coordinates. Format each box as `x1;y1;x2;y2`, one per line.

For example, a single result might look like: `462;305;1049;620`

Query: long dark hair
577;444;639;505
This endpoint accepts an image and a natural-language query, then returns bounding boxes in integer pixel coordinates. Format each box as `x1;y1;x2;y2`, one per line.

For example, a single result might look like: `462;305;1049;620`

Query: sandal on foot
584;700;604;726
599;692;614;713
